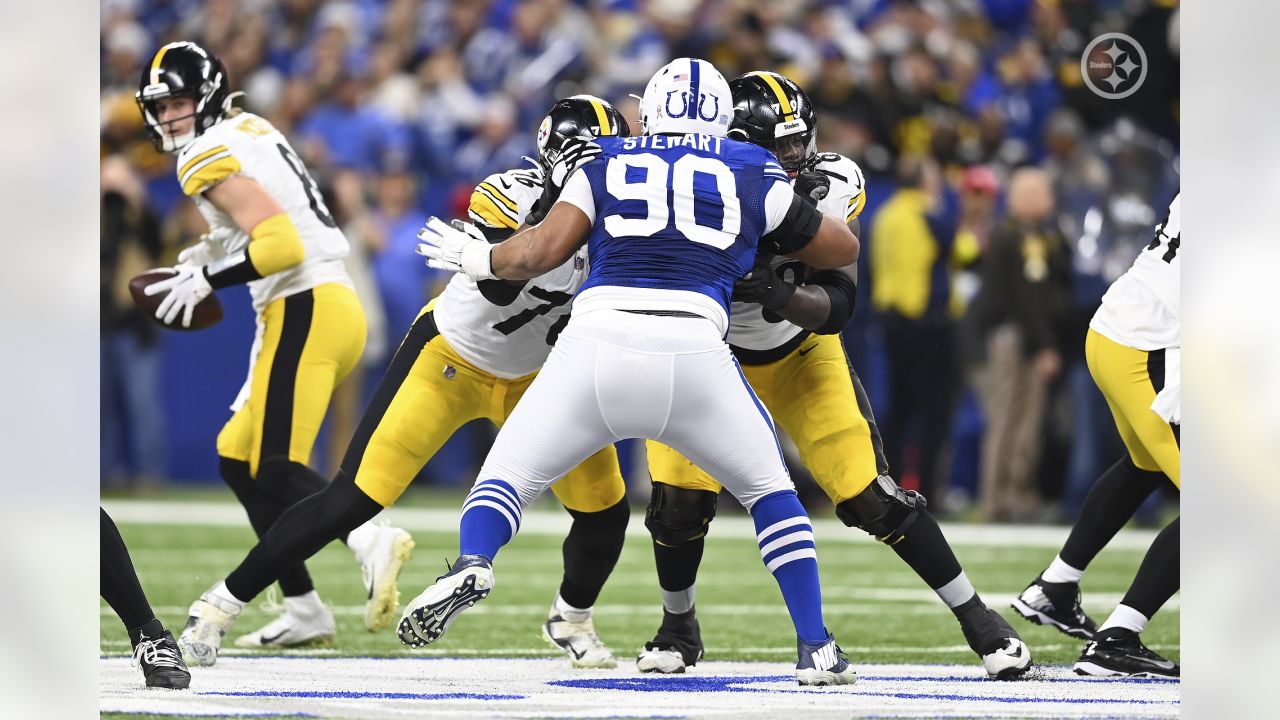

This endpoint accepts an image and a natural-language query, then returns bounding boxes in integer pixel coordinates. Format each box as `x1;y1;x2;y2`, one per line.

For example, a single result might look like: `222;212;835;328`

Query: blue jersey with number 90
575;134;791;314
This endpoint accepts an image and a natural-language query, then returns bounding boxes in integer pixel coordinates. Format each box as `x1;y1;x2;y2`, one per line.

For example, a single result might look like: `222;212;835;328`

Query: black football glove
733;263;796;311
526;136;603;225
794;170;830;206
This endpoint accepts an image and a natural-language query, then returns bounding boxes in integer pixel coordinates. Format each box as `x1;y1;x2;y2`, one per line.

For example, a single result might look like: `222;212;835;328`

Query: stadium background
99;0;1180;524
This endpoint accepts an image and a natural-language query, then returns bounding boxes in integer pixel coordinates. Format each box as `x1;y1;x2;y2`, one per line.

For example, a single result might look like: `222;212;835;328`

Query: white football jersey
176;112;352;313
1090;193;1181;350
433;166;591;379
727;152;867;354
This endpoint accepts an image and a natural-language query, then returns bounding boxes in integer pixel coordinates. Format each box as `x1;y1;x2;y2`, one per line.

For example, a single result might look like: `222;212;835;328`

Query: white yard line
100;656;1179;719
102;498;1160;550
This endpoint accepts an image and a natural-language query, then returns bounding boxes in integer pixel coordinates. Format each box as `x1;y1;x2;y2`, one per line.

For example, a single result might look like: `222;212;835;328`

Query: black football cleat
955;596;1033;680
133;630;191;689
1074;627;1179;678
636;607;705;674
1011;575;1098;639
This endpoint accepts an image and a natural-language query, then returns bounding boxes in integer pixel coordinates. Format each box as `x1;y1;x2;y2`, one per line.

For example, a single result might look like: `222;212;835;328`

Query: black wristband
204;249;263;289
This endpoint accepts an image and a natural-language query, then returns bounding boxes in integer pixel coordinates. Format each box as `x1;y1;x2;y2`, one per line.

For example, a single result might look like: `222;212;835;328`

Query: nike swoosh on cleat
259;630;289;645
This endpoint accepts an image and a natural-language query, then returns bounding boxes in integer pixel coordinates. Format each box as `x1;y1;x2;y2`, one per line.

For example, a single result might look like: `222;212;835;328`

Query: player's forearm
775;285;833;331
489;227;564;280
204;213;305;288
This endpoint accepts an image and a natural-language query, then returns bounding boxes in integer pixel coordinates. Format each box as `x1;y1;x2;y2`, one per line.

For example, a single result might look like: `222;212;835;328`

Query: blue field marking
548;676;1178;705
199;691;526;701
867;674;1180;685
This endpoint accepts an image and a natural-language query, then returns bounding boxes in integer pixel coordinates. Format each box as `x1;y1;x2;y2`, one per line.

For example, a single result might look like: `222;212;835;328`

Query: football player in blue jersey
411;58;861;686
634;71;1032;681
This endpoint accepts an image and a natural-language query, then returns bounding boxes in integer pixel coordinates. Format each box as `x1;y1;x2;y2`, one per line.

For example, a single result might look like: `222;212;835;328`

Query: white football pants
478;308;794;510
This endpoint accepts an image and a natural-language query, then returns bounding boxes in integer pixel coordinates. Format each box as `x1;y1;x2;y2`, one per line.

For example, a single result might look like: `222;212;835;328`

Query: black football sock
100;508;160;640
557;497;630;609
653;536;704;613
1118;516;1180;620
225;472;382;602
220;457;316;597
887;507;968;597
1060;457;1166;570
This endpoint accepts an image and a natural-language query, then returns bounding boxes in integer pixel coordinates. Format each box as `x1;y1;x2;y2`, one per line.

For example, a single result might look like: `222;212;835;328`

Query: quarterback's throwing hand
143;264;213;328
416;217;497;281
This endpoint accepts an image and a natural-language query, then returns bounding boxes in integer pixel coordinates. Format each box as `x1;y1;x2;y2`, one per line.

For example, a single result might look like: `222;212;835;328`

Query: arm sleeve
556;170;597;223
805;269;858;334
204;212;305;288
761;190;824;255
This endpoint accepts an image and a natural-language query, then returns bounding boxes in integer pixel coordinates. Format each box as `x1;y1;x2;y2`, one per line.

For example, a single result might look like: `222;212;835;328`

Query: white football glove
548;136;603;189
416;217;496;280
177;228;234;267
143;264;213;328
528;136;603;225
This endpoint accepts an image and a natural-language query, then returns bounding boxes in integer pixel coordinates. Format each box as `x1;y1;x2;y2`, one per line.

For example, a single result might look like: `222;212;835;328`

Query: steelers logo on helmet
537;116;553;151
534;95;631;177
727;70;818;175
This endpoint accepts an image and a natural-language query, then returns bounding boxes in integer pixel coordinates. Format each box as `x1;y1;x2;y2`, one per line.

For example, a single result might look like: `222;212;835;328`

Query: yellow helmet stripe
149;42;182;85
749;71;796;121
588;98;612;136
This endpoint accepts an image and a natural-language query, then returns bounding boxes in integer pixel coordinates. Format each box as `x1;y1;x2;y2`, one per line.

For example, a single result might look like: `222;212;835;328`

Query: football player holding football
136;41;412;653
175;96;633;669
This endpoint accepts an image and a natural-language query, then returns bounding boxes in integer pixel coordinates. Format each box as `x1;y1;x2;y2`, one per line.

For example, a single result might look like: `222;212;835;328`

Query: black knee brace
645;482;718;546
835;475;927;545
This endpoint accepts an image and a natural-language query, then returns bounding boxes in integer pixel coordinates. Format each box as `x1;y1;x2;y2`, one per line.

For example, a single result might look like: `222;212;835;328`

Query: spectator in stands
969;168;1072;522
101;156;166;491
870;155;958;504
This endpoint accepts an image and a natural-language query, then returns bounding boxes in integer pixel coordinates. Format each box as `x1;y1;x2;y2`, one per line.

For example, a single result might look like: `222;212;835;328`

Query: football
128;269;224;331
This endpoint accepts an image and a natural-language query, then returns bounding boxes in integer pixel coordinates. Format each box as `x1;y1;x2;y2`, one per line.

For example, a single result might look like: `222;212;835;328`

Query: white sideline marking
102;499;1161;550
100;656;1179;719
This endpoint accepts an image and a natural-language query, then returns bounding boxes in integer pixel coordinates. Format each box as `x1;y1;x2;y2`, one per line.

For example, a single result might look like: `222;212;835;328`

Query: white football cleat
234;591;336;648
357;525;415;632
636;647;688;674
543;610;617;668
178;587;242;667
397;555;493;647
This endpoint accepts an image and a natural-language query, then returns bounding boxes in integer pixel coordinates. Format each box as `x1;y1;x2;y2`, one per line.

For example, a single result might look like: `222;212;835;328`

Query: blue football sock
751;489;826;644
458;479;524;561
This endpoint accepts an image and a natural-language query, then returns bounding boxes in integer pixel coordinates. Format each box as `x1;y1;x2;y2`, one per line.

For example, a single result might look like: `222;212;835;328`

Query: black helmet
727;71;818;175
535;95;631;176
135;41;231;153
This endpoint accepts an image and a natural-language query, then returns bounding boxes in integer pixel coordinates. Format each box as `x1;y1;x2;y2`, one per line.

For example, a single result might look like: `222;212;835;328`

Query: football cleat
132;630;191;689
358;525;416;632
637;608;705;674
543;610;617;668
233;592;336;648
178;588;242;667
397;555;493;647
1073;628;1179;678
956;597;1033;680
1011;575;1098;639
795;632;857;686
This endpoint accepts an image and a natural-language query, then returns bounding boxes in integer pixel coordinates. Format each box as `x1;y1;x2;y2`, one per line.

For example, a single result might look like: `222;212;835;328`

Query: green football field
100;495;1179;669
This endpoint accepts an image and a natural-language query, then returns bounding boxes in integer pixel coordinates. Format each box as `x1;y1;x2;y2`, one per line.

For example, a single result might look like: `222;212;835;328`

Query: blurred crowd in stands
101;0;1180;523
